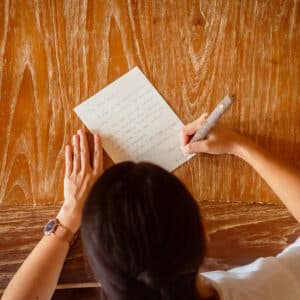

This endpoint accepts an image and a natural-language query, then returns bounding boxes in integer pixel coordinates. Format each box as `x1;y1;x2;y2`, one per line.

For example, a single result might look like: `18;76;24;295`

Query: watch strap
53;219;78;246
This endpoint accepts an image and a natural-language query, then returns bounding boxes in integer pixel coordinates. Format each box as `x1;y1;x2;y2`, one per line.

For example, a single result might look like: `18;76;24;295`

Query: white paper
74;67;194;172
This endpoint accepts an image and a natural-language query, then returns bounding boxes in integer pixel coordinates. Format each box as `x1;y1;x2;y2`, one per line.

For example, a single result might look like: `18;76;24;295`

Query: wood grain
52;287;103;300
0;0;299;205
1;2;300;296
0;202;299;291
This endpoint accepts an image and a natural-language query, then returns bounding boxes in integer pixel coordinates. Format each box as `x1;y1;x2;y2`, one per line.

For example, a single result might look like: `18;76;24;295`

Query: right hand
180;113;243;155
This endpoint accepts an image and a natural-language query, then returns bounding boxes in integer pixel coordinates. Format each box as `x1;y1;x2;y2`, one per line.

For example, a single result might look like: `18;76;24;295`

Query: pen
189;95;235;143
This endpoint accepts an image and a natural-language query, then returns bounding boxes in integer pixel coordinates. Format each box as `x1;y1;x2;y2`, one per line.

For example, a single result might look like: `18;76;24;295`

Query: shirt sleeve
276;236;300;280
201;236;300;300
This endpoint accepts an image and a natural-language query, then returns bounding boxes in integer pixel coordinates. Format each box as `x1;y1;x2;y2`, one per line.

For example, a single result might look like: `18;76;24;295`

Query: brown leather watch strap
53;219;78;246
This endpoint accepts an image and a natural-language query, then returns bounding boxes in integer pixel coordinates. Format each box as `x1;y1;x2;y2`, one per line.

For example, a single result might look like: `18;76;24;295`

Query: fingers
180;113;208;146
65;145;72;177
93;133;103;172
72;134;80;173
69;130;103;176
78;129;90;171
183;112;208;135
182;140;210;155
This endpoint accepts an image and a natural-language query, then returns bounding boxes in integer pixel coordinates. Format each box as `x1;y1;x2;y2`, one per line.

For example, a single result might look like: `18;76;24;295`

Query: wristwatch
43;218;77;246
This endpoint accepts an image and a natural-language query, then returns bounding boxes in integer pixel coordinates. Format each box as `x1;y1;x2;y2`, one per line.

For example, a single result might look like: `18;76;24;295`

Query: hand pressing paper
74;67;194;172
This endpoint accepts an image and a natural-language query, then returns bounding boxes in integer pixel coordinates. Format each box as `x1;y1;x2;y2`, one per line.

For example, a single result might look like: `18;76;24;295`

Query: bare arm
181;113;300;223
234;137;300;223
2;130;103;300
2;236;69;300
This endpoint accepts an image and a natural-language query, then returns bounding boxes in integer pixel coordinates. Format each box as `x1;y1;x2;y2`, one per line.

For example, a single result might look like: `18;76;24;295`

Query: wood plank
0;0;299;205
0;202;299;290
51;287;102;300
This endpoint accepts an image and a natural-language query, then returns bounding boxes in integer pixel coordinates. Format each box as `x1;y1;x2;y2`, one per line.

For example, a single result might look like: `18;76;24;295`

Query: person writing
3;113;300;300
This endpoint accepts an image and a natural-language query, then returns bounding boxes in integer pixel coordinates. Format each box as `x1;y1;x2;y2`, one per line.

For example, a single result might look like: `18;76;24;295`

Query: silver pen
189;95;235;143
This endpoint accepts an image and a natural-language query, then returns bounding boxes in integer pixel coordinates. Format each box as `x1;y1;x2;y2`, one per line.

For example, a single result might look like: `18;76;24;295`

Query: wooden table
1;1;299;298
0;202;299;299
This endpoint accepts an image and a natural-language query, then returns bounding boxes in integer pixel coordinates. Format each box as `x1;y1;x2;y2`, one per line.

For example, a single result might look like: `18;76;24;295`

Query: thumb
182;140;209;154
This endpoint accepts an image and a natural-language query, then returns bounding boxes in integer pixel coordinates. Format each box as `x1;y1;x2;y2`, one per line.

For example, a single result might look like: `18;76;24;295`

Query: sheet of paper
74;67;194;172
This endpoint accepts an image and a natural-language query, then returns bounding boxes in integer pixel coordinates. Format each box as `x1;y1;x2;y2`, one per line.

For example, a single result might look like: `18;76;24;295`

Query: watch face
44;219;57;235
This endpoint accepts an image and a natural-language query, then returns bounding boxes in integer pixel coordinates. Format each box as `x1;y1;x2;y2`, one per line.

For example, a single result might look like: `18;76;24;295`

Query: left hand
57;129;103;232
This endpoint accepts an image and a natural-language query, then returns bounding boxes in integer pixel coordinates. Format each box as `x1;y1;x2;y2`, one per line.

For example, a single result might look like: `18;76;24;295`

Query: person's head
81;162;207;300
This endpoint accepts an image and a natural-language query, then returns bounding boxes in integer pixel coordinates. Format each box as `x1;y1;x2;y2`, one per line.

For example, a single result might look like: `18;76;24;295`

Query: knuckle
194;142;203;152
185;144;192;153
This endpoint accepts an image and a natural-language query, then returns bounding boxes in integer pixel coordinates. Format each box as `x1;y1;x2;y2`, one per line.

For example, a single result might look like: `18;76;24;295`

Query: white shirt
201;237;300;300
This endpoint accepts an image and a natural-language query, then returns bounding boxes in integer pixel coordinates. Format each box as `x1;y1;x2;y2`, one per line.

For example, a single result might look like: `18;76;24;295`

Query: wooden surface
0;0;299;205
52;288;103;300
1;1;300;298
0;202;299;297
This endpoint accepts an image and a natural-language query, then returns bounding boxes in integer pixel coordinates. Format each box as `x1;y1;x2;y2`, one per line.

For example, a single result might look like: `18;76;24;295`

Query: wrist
44;217;78;246
57;203;82;232
232;135;258;161
230;133;251;156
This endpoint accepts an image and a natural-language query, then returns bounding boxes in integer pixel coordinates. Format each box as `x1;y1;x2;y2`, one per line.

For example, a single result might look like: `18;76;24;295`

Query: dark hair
81;162;206;300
